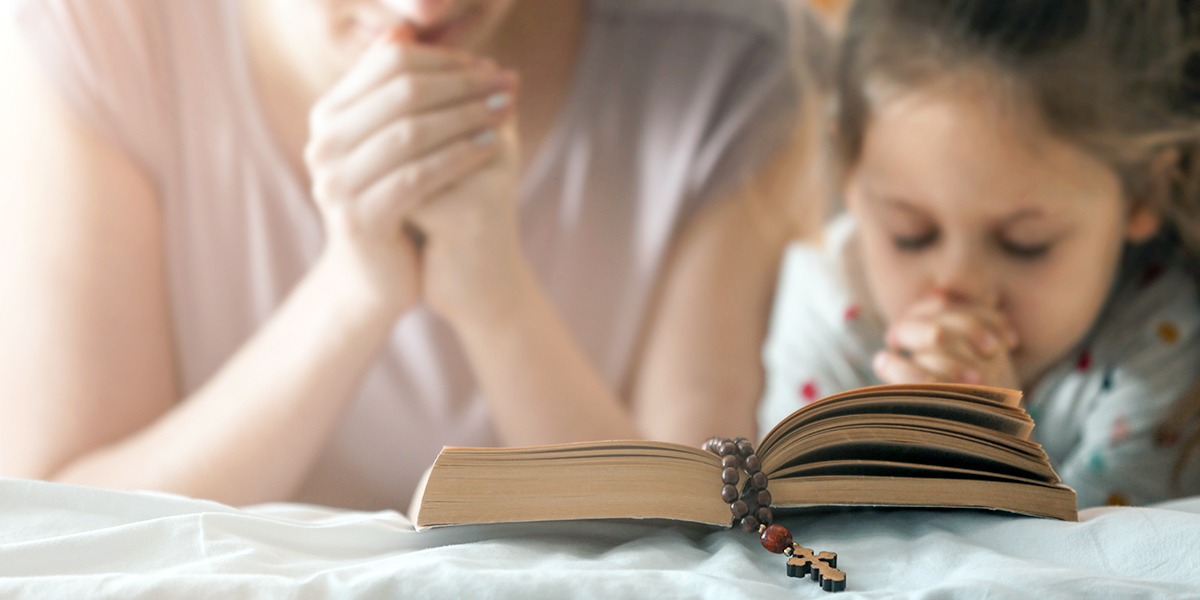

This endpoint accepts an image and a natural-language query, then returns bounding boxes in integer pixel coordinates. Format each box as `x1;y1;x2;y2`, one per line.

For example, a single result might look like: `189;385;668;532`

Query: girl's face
845;80;1159;387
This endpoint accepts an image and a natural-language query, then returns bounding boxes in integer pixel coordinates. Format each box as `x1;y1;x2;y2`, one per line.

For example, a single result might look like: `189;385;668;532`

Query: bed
0;477;1196;598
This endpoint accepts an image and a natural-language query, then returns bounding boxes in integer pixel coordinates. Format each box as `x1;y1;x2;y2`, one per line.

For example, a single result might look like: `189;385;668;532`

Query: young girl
760;0;1200;508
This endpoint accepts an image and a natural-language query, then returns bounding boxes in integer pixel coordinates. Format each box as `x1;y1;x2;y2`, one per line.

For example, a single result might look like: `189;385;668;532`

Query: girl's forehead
856;82;1122;219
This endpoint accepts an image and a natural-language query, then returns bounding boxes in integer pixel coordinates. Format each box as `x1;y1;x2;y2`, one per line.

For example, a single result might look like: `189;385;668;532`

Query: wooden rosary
704;436;846;593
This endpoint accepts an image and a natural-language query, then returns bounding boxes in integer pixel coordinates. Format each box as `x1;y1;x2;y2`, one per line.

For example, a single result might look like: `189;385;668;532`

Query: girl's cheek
864;246;926;325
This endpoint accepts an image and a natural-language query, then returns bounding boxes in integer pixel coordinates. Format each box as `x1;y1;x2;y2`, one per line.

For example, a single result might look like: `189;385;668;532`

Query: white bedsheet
0;478;1197;598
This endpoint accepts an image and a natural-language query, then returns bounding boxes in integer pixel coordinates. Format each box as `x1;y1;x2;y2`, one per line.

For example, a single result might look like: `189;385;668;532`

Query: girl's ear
1126;148;1178;243
1126;202;1162;243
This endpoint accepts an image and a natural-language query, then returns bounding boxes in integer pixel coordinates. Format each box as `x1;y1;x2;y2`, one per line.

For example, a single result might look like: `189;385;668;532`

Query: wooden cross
786;545;846;592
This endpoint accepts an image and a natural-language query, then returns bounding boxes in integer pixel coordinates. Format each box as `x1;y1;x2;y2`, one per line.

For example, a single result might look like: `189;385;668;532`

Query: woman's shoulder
10;0;230;178
569;0;828;206
588;0;793;42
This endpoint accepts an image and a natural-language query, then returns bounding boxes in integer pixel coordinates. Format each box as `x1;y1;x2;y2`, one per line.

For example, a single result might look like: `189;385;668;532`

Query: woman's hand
873;294;1021;389
305;31;517;316
407;120;528;329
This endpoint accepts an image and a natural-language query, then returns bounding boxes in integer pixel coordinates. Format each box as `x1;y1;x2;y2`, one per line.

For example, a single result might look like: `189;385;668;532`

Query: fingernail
485;92;511;112
473;130;498;146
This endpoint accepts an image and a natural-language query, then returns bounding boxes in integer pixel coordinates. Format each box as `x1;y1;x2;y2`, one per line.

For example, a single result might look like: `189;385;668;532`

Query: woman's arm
633;129;825;444
410;121;820;446
0;27;398;504
0;24;500;505
416;173;794;447
407;126;639;445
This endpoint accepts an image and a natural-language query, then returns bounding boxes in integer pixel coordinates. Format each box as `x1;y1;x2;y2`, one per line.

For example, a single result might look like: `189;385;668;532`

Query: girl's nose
933;248;1000;308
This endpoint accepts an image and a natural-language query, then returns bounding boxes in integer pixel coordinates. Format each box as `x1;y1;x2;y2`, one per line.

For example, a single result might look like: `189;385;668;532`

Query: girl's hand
305;30;517;315
407;121;526;329
873;294;1021;389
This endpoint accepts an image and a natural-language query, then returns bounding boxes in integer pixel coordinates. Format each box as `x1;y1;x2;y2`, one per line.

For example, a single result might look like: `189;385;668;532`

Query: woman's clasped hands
305;27;524;326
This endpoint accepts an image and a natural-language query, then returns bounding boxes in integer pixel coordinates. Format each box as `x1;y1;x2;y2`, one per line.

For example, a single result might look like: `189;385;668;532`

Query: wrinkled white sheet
0;478;1197;599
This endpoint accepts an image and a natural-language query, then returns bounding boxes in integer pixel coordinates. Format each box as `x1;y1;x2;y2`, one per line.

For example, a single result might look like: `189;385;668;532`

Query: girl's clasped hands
874;293;1021;390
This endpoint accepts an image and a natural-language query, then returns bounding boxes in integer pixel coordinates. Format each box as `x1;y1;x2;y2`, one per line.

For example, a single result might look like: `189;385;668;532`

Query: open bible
410;383;1078;528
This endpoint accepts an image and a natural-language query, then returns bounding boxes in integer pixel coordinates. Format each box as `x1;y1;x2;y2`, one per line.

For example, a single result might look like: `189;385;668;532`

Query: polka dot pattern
1109;417;1130;445
1076;350;1092;372
1157;321;1180;345
800;380;819;403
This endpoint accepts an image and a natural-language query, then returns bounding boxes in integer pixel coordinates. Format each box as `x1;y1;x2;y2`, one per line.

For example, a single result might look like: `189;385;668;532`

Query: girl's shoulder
758;214;884;432
1098;241;1200;350
773;213;885;346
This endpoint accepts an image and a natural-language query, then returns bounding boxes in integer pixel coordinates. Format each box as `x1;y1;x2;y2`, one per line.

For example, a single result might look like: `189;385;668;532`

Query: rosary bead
718;441;737;457
735;438;754;457
721;467;740;485
739;515;760;533
756;489;772;507
720;484;739;504
730;500;750;519
721;455;740;470
760;524;793;554
703;437;722;453
750;471;768;490
755;506;773;525
744;455;762;474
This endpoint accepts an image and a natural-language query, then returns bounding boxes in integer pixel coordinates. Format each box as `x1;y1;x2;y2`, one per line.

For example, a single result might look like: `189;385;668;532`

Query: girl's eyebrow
998;207;1051;226
874;196;933;220
861;189;925;213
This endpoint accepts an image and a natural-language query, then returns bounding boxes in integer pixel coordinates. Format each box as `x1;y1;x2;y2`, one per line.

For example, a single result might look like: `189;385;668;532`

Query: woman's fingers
315;72;514;169
334;94;512;196
362;68;517;122
318;39;475;112
355;130;501;225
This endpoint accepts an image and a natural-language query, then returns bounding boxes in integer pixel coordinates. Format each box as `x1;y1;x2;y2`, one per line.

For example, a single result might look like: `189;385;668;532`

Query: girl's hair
836;0;1200;253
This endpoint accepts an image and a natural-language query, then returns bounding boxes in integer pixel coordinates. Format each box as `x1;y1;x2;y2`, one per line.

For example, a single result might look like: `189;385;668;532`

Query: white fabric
11;0;805;510
0;478;1196;598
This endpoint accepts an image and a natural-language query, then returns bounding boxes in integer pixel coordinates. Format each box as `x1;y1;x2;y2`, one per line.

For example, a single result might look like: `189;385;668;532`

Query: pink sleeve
13;0;175;181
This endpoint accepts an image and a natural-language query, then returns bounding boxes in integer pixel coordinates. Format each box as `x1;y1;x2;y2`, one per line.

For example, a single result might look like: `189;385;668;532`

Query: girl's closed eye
997;236;1053;260
893;228;938;251
996;223;1068;260
879;199;939;252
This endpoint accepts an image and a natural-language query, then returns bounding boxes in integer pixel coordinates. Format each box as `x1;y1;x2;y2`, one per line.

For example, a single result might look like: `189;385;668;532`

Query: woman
0;0;824;510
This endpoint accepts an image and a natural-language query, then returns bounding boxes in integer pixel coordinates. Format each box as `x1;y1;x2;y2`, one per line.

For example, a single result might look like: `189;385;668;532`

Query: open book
411;383;1078;528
